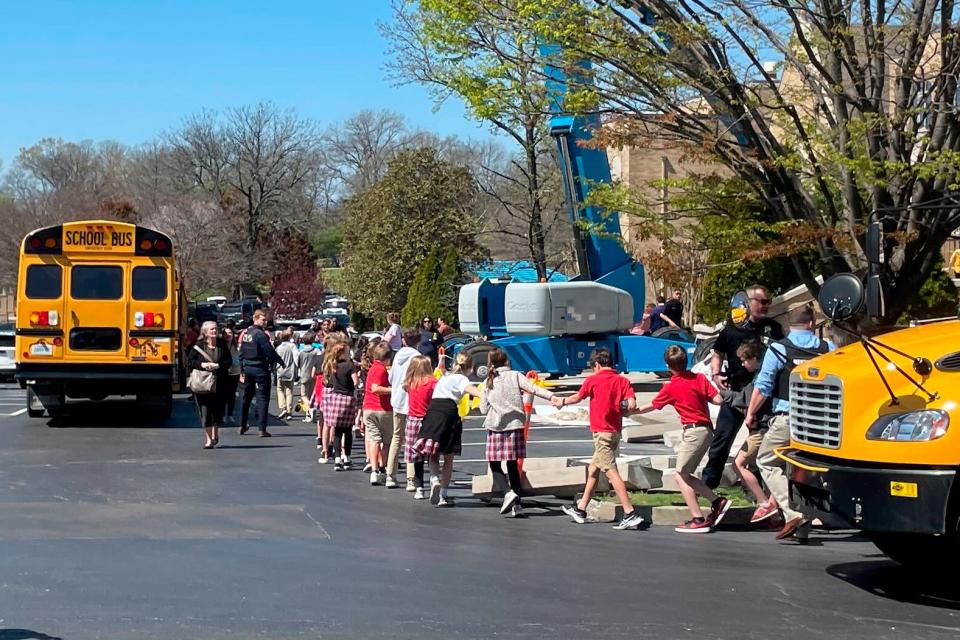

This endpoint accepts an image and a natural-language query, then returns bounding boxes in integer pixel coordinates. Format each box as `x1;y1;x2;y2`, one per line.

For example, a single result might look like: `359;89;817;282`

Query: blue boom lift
453;47;696;380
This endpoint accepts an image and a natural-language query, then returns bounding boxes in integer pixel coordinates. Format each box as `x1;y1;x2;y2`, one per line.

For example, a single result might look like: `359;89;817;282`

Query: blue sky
0;0;484;167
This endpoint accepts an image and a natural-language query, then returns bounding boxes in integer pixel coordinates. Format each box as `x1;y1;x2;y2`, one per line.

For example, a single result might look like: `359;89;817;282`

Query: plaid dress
412;399;462;457
323;386;357;430
404;415;424;463
485;429;527;461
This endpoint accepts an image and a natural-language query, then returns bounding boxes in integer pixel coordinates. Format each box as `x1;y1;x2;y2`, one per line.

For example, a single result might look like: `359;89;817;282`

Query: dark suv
218;300;260;326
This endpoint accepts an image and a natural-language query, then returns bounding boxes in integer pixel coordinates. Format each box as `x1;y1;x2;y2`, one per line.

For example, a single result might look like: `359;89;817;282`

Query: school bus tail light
24;226;63;254
134;312;165;328
135;228;173;257
29;310;59;327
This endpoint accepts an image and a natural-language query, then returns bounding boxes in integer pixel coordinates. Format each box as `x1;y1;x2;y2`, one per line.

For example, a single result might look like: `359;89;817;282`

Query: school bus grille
789;376;842;449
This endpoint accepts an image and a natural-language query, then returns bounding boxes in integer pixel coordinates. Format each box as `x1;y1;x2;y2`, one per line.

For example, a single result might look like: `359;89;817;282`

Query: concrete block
622;423;674;443
645;455;677;470
651;506;695;526
619;460;663;490
471;471;511;499
651;469;681;492
588;501;654;524
518;457;575;471
650;505;755;527
525;466;605;498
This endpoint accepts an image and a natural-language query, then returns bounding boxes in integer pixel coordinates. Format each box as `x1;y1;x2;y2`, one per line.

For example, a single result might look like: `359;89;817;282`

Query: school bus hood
791;320;960;466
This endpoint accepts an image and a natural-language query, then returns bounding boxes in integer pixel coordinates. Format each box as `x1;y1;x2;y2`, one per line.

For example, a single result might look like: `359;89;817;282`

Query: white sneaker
500;490;520;515
414;487;425;500
370;471;380;485
385;476;398;489
406;480;417;493
509;504;524;518
436;495;452;508
318;455;329;464
362;462;373;473
429;478;442;505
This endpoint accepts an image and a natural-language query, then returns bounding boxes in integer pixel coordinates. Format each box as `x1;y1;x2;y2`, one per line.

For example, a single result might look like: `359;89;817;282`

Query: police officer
745;304;833;540
704;283;784;488
239;309;284;437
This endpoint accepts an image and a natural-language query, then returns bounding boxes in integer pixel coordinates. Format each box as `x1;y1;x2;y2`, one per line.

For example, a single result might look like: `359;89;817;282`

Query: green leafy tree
402;248;443;325
436;248;462;323
478;0;960;326
383;0;567;280
341;148;487;320
313;224;344;267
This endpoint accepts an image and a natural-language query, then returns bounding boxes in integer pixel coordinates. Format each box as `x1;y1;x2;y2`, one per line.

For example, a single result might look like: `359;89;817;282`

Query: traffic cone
518;370;539;475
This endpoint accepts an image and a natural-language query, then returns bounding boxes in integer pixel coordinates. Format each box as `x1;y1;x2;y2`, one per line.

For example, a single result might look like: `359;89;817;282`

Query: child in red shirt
553;348;644;531
634;345;729;533
403;355;437;500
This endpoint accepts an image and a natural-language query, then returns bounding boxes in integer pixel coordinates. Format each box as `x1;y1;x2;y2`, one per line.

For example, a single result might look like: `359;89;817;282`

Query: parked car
0;323;15;382
217;300;260;326
193;301;220;324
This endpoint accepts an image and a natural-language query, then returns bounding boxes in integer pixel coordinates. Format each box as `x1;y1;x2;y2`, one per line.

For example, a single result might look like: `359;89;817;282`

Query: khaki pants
386;412;407;480
300;378;316;415
757;414;802;521
363;410;393;445
590;432;621;471
277;379;295;415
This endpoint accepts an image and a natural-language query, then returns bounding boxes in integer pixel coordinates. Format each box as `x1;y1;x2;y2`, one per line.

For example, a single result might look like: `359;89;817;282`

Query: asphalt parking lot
0;382;959;639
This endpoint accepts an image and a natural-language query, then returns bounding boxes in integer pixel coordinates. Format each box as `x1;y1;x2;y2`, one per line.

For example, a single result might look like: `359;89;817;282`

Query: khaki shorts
363;410;393;444
676;426;713;475
591;432;621;471
739;428;767;464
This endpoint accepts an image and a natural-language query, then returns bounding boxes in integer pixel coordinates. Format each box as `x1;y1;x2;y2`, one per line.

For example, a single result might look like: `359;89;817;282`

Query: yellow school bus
14;220;186;418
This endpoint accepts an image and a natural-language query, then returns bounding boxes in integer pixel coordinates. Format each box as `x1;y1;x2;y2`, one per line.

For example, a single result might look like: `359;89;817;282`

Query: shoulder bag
188;345;218;394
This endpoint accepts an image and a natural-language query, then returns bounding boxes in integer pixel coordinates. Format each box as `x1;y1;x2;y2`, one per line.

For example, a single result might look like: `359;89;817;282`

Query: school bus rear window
132;266;167;301
25;264;62;299
71;266;122;300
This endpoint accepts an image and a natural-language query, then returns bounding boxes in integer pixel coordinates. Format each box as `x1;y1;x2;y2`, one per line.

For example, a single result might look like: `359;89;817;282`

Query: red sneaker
708;497;732;527
675;518;713;534
750;501;779;523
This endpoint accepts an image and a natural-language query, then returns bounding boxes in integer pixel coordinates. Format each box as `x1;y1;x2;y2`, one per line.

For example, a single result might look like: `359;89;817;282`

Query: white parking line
5;408;27;417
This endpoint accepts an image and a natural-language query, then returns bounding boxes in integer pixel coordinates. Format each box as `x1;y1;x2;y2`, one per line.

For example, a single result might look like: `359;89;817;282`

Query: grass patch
601;486;753;508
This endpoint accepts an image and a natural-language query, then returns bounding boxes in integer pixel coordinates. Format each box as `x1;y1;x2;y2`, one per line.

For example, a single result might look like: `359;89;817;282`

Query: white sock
430;475;440;485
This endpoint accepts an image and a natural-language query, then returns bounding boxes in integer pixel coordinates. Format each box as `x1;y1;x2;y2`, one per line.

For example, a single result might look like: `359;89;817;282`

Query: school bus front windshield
15;220;185;416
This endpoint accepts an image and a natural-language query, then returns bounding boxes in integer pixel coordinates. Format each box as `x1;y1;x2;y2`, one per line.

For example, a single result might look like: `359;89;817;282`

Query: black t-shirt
713;317;784;390
330;359;357;395
663;299;683;327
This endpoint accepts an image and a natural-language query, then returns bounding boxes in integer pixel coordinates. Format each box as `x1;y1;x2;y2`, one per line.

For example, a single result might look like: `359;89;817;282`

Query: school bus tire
869;532;960;570
26;387;44;418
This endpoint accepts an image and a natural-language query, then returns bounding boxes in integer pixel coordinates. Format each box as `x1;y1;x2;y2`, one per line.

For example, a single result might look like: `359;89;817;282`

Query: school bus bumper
786;449;957;535
15;362;173;384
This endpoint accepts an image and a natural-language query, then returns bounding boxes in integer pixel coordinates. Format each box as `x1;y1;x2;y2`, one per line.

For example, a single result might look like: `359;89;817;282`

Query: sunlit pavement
0;382;958;639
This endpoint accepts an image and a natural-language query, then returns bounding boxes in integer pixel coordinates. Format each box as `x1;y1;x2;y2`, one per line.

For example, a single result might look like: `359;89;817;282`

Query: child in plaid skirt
321;341;359;471
403;356;437;500
412;353;482;507
479;348;555;518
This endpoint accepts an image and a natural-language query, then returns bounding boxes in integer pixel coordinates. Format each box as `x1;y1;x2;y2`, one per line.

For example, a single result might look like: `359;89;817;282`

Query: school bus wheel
26;387;44;418
868;532;960;570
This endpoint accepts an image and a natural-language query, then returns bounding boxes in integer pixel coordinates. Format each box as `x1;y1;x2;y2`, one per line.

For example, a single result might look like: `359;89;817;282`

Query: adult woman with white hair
187;320;233;448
